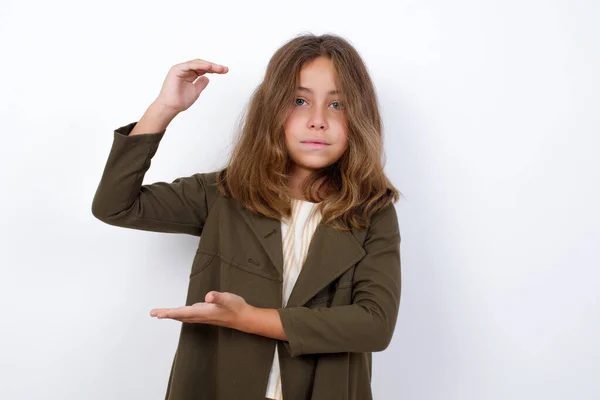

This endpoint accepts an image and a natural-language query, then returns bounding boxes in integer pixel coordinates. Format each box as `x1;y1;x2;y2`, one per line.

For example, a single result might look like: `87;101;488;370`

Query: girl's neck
288;168;327;204
288;166;312;201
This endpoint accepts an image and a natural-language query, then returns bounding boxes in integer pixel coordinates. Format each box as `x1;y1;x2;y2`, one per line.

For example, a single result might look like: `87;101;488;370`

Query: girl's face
284;56;348;179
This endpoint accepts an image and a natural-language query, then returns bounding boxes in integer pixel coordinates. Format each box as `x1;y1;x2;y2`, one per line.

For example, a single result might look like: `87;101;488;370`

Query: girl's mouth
301;141;329;149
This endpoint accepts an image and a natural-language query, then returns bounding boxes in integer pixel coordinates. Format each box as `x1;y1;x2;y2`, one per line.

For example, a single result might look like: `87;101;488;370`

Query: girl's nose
309;109;327;130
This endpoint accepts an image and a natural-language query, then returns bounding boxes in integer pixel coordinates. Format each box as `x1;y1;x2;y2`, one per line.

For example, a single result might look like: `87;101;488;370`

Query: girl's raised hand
154;59;229;115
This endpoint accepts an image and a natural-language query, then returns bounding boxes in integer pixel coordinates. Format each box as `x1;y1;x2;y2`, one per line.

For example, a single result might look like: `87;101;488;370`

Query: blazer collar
236;201;366;307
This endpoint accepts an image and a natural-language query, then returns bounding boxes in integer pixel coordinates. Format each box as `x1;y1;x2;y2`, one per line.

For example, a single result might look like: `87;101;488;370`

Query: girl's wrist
234;304;258;333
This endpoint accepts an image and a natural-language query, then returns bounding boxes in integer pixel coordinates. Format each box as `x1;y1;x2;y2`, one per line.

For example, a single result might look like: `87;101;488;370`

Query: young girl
92;33;401;400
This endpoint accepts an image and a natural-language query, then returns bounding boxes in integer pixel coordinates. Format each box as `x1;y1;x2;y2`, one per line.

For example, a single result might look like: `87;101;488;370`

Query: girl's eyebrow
297;86;340;95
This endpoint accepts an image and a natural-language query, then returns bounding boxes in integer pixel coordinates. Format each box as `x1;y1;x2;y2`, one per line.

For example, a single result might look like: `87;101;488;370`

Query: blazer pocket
307;283;336;308
309;296;333;308
189;251;216;279
219;252;280;281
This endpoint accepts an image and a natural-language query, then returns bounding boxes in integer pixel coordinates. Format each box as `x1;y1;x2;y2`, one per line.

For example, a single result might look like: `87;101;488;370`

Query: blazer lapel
235;201;366;307
286;221;365;307
235;201;284;278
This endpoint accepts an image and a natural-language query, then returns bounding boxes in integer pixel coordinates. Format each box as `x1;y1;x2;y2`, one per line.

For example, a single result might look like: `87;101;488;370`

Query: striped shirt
264;198;323;399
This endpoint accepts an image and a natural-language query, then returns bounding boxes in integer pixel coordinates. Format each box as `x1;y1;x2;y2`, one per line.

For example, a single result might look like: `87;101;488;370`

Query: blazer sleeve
91;121;218;237
278;202;401;356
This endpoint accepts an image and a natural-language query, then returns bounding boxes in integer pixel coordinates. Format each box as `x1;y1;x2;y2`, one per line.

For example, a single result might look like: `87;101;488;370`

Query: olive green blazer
92;121;402;400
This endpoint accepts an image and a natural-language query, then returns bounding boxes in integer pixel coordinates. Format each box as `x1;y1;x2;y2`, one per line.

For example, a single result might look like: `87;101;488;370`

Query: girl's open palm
155;59;229;114
150;291;248;328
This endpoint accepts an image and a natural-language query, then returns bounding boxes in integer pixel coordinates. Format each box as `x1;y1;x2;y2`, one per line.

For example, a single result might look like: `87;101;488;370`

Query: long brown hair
216;33;400;231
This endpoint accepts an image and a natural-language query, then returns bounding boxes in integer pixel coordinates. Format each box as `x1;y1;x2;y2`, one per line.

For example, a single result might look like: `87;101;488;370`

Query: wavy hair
216;33;400;231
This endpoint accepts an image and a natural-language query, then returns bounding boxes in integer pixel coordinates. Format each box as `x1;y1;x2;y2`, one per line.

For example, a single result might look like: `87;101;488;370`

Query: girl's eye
330;101;343;110
294;98;343;109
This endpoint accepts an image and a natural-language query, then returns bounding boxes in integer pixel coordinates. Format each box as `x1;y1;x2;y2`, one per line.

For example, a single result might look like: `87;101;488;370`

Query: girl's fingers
167;306;191;318
183;60;228;75
190;59;227;70
150;306;186;318
150;308;167;317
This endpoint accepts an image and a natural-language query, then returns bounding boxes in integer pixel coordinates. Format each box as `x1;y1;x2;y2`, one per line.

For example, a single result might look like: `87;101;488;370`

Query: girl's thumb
194;76;210;94
206;291;219;304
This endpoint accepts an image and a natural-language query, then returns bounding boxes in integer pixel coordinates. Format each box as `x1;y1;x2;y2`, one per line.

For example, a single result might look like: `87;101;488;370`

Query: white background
1;0;598;399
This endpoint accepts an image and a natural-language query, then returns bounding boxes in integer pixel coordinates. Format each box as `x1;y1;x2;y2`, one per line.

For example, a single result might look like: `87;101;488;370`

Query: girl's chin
289;156;339;172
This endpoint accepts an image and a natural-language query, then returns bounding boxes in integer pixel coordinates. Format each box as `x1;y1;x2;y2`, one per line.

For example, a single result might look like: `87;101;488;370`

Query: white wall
1;0;598;399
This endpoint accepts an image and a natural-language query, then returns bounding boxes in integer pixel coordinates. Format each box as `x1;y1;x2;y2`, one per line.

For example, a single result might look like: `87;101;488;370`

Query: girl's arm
91;104;218;236
92;60;227;236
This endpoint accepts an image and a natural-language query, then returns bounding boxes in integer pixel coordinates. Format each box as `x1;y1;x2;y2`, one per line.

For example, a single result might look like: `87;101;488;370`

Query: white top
264;198;323;399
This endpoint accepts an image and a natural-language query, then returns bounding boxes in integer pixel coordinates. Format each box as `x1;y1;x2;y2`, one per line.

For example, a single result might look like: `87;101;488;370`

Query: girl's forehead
297;58;341;93
299;57;336;76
